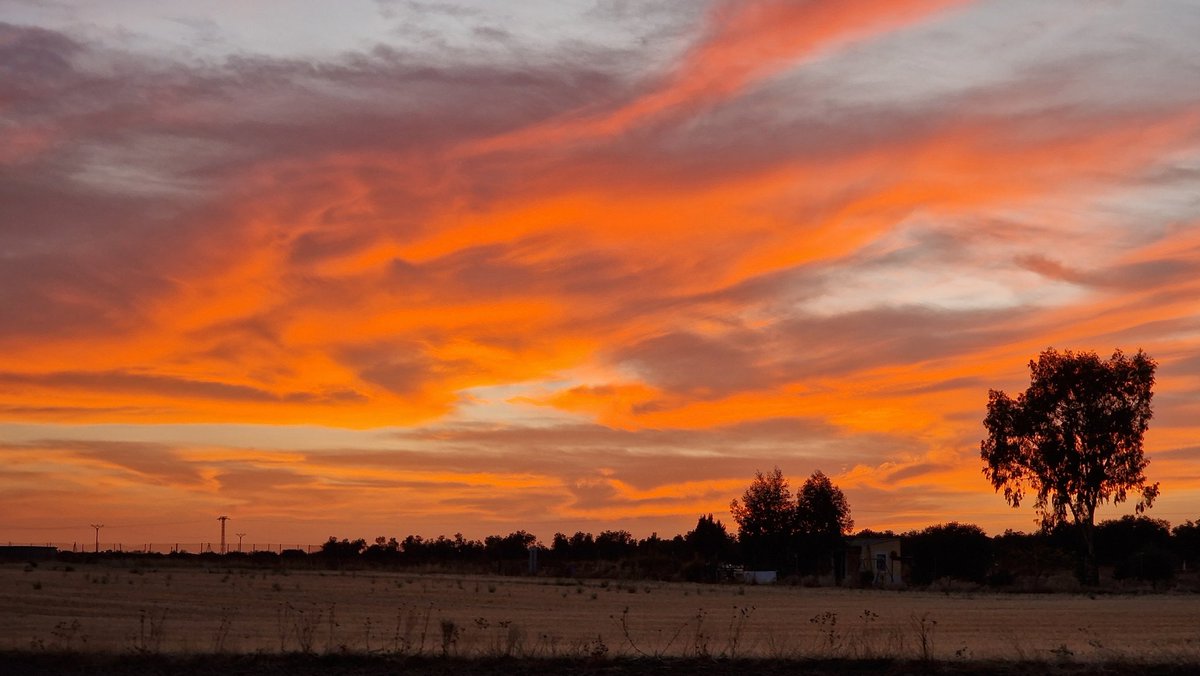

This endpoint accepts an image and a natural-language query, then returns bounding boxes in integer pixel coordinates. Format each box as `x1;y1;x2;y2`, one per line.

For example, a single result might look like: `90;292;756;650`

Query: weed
847;609;880;658
212;607;236;652
535;631;562;657
763;626;799;659
131;607;168;654
325;603;339;653
418;602;433;655
502;621;525;657
50;620;85;651
439;619;461;656
910;611;937;661
1050;643;1075;661
722;605;755;658
809;611;841;654
583;634;608;659
691;609;711;657
390;603;429;655
611;606;689;658
276;603;323;654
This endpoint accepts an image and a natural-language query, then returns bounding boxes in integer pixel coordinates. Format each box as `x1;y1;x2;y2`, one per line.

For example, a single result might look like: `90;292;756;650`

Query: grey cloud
0;370;365;405
358;416;909;491
883;462;950;484
13;438;202;485
609;305;1022;400
617;330;764;397
214;467;312;493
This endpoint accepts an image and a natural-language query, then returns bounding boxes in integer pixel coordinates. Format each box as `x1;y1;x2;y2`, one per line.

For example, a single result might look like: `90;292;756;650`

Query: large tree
794;471;853;575
981;348;1159;585
730;467;795;570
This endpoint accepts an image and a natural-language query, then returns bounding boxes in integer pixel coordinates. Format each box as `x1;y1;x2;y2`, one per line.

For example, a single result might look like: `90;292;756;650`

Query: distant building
844;537;903;586
742;570;778;584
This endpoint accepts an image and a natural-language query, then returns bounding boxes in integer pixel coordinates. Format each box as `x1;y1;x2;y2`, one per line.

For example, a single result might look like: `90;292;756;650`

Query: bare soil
3;562;1199;662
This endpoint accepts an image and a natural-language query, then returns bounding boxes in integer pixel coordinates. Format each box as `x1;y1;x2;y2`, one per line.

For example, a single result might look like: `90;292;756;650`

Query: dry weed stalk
131;607;167;654
910;611;937;661
721;605;755;658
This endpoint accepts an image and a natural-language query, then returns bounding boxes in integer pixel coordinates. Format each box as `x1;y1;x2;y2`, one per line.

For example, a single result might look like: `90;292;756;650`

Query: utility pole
235;533;246;553
90;524;103;553
218;516;229;554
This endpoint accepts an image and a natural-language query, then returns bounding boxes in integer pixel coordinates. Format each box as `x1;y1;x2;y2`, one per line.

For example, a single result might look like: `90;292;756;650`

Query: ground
3;561;1199;662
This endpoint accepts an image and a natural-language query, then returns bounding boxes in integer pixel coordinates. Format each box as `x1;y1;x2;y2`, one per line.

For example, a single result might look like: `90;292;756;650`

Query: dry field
3;561;1200;662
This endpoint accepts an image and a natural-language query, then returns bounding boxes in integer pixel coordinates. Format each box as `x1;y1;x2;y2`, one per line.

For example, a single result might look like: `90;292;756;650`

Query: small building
844;537;903;587
742;570;778;584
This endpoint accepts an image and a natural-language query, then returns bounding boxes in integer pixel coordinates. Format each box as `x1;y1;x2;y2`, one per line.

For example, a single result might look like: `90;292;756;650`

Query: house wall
845;539;903;587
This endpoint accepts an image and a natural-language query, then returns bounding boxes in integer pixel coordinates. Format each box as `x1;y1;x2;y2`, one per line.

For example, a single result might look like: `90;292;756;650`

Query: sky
2;0;1200;549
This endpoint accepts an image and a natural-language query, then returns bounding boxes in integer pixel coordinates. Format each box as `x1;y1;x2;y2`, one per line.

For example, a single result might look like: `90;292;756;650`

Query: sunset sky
3;0;1200;549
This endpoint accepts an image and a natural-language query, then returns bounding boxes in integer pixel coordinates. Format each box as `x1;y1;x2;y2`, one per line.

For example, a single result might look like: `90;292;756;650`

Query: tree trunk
1078;517;1100;586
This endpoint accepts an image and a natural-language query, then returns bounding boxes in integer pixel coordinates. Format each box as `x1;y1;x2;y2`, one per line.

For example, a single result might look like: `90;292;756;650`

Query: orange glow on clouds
3;2;1200;544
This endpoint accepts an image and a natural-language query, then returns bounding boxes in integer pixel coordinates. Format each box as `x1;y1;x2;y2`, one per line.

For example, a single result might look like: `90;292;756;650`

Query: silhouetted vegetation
903;522;992;586
729;468;853;576
42;511;1200;589
982;348;1159;586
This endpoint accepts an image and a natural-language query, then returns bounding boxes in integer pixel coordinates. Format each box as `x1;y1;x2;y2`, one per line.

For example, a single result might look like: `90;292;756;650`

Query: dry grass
4;562;1200;662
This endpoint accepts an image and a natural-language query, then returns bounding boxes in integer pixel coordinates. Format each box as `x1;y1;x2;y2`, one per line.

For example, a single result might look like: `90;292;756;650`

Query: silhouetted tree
1095;515;1171;567
982;348;1159;585
904;522;991;585
795;470;853;575
363;536;400;563
319;537;366;567
484;530;537;562
686;514;734;563
595;530;635;559
730;467;794;570
1172;519;1200;572
991;529;1073;586
567;531;597;560
1095;515;1175;585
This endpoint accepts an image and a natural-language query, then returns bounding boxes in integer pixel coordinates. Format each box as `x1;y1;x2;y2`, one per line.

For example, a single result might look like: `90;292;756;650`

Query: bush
1114;546;1176;585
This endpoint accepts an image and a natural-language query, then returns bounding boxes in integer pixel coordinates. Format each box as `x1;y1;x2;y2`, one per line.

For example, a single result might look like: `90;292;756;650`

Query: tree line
224;511;1200;587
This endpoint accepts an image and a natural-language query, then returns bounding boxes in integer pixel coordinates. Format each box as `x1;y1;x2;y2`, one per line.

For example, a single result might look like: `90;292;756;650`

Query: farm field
3;562;1200;662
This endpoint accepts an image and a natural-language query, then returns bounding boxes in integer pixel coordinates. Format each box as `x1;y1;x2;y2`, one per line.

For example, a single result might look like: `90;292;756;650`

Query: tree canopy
796;470;854;537
729;467;794;570
981;347;1159;584
731;467;853;574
